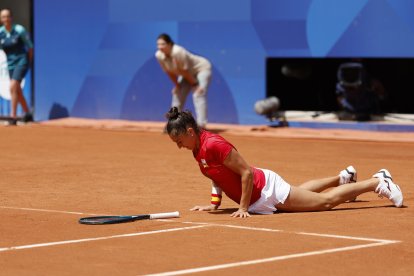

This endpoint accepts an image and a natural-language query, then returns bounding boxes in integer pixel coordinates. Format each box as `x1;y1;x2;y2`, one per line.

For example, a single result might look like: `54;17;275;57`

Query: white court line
145;221;401;275
203;223;282;233
1;205;402;275
0;206;98;215
0;225;208;252
182;221;398;243
1;206;400;243
143;240;398;276
0;206;177;221
298;231;399;243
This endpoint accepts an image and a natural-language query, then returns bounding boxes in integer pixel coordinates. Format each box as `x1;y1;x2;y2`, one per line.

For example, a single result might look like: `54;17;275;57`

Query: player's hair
157;33;174;46
165;107;200;136
0;8;12;16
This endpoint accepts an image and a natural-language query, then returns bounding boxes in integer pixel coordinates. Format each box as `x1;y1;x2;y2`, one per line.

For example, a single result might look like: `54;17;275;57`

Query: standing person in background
0;8;33;125
156;33;211;129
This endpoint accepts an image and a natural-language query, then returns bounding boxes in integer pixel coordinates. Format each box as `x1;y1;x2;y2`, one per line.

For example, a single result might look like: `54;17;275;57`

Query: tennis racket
78;211;180;225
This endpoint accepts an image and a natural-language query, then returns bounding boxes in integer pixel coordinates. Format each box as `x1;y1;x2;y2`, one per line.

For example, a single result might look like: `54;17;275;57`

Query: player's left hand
230;209;251;218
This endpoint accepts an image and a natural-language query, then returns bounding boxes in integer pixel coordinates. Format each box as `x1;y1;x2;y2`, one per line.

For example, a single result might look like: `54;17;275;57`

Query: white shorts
248;169;291;215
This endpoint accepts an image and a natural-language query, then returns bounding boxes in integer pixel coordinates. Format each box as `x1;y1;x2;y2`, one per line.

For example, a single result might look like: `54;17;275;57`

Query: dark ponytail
165;107;199;136
157;33;174;46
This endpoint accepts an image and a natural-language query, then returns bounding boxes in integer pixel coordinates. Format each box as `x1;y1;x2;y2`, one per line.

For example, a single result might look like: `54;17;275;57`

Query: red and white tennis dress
193;130;291;214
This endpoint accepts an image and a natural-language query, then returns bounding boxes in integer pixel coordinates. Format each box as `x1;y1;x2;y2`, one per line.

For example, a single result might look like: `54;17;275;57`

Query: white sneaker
373;169;403;208
339;166;357;201
339;166;357;185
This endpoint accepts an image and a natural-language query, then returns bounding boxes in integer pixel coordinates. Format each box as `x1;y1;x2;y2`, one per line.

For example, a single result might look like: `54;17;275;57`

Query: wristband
211;193;222;206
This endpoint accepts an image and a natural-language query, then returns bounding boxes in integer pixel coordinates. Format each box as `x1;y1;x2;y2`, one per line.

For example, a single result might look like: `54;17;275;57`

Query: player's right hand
190;205;218;211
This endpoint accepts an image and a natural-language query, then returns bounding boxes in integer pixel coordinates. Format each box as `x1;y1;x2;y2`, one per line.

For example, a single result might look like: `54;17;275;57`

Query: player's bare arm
223;149;253;218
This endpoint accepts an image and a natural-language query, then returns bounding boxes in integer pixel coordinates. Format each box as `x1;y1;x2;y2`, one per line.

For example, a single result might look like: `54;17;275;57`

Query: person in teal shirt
0;8;33;125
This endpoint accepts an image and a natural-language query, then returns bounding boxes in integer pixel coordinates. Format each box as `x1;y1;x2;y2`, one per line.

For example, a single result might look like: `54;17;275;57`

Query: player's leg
276;178;378;212
9;79;19;118
172;77;191;111
299;166;356;192
192;70;211;128
9;65;30;119
16;82;29;113
298;176;340;192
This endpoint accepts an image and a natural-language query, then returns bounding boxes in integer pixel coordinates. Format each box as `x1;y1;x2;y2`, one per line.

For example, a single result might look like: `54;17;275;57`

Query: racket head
79;215;150;225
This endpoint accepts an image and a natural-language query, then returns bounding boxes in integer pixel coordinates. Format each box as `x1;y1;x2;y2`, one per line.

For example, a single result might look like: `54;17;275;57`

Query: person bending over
156;33;211;129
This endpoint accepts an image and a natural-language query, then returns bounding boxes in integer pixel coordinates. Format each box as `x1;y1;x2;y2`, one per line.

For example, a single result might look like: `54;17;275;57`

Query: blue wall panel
34;0;414;124
108;0;251;22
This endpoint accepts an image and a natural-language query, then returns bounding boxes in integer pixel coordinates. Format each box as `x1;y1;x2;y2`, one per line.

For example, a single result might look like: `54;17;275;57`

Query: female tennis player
165;107;403;218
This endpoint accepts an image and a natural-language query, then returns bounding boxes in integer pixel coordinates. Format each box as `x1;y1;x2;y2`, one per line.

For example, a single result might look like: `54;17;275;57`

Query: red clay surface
1;118;413;275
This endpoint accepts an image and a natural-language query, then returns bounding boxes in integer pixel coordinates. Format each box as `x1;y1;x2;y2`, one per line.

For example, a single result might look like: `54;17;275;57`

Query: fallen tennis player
165;107;404;218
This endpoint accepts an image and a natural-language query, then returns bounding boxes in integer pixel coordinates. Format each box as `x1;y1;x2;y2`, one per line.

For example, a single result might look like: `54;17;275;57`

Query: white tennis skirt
248;169;291;214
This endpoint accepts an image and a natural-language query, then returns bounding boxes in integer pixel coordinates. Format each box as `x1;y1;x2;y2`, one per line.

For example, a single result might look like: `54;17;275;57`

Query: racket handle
150;211;180;220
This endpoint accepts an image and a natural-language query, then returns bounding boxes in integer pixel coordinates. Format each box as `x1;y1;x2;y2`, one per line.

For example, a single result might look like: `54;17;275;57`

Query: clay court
1;119;413;275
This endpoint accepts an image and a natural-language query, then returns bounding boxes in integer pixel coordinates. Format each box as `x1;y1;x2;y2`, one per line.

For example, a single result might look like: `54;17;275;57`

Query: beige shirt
155;44;211;76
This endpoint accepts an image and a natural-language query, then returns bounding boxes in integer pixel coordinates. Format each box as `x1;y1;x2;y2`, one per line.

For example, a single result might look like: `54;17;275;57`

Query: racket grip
150;211;180;220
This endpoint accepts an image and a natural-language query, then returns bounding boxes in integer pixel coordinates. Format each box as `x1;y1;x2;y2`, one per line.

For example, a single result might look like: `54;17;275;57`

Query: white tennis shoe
339;166;357;201
373;169;403;208
339;166;357;185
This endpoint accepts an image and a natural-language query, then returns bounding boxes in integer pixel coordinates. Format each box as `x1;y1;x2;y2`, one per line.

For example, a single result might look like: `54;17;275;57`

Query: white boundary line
0;225;208;252
181;222;399;243
0;206;98;215
0;205;402;275
297;231;398;243
143;240;398;276
0;206;176;221
144;222;400;275
181;221;399;243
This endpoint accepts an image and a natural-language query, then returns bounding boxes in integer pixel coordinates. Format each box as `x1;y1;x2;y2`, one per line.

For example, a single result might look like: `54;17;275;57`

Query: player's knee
320;195;335;210
9;83;19;93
